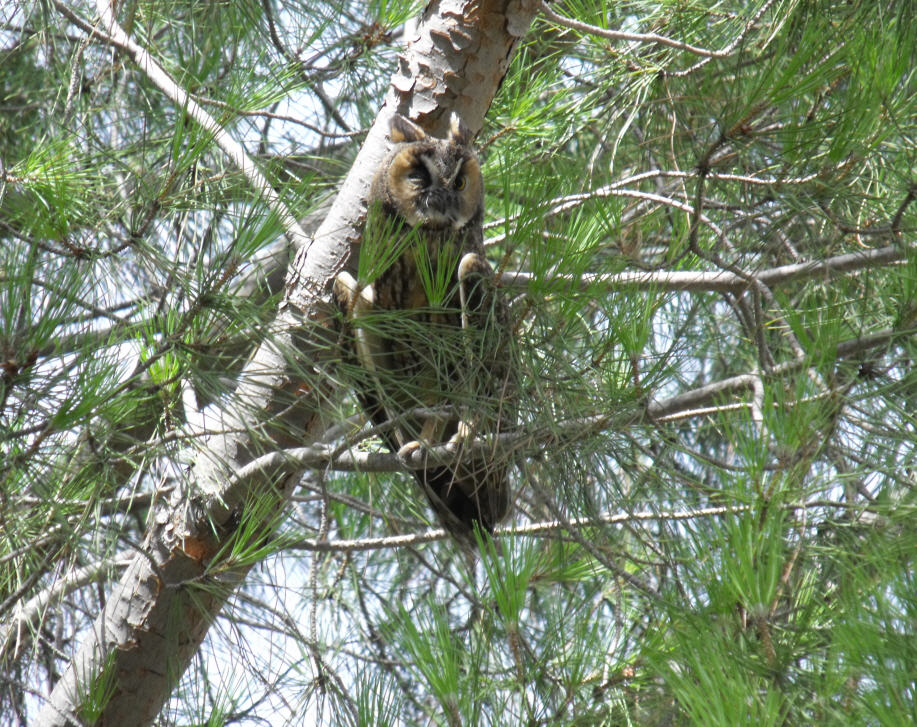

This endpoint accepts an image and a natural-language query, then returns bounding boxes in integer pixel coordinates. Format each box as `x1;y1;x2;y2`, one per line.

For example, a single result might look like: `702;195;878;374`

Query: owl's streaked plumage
335;113;513;543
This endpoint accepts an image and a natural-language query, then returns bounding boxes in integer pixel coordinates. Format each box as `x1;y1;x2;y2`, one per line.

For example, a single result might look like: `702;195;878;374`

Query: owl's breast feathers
371;218;470;309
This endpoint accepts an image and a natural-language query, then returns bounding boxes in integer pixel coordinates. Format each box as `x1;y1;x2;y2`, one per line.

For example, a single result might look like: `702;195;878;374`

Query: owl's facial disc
409;155;472;229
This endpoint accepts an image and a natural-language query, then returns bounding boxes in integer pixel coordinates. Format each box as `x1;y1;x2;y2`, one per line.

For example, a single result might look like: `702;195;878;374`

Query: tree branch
218;322;909;488
648;327;905;419
539;1;776;60
285;498;858;553
52;0;311;251
0;554;132;665
500;244;904;294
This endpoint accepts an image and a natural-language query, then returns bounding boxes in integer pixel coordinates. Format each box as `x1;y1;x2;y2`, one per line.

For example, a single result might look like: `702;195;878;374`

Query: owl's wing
333;271;407;453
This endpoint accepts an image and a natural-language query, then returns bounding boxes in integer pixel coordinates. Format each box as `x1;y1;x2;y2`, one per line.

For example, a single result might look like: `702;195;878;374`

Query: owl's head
375;113;483;230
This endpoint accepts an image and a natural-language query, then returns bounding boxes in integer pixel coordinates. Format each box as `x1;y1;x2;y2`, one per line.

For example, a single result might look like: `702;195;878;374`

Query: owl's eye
454;175;466;191
408;167;430;188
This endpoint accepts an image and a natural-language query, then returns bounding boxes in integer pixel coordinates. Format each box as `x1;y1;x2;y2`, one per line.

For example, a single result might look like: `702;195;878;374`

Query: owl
334;113;514;543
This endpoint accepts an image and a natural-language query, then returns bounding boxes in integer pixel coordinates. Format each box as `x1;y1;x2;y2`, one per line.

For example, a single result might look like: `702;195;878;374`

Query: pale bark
35;2;539;725
501;244;905;294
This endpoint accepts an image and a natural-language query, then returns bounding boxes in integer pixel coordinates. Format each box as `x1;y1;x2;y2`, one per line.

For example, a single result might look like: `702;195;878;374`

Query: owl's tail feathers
416;464;510;544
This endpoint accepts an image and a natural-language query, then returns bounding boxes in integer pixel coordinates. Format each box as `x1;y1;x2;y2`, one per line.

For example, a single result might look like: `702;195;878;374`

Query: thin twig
648;326;904;419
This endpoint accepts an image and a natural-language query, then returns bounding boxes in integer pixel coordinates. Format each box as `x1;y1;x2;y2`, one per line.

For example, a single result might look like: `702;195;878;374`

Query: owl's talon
397;440;423;459
333;271;357;303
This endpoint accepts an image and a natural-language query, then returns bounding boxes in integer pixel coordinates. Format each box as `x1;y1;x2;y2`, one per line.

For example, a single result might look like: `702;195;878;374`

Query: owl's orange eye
454;175;466;191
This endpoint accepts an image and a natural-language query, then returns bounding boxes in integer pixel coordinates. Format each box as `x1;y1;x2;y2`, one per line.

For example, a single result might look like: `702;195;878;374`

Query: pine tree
1;1;915;724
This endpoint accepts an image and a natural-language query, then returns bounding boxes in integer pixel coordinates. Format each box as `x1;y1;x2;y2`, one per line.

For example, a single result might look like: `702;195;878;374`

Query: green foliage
75;651;118;723
2;0;916;725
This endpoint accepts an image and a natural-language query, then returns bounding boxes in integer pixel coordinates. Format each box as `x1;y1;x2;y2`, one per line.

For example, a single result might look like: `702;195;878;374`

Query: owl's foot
457;252;502;338
397;422;474;467
333;271;374;315
448;420;474;450
397;440;423;459
457;252;491;283
398;434;464;464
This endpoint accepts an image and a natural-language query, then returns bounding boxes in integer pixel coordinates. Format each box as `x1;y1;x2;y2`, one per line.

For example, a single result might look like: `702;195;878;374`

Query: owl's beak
419;189;458;227
426;188;452;213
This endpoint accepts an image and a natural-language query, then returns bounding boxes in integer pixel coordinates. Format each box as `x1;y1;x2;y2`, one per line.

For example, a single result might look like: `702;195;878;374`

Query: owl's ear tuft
449;113;473;147
389;114;426;144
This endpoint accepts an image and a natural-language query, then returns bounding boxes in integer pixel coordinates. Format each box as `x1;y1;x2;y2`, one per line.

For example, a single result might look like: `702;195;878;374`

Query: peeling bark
35;2;538;725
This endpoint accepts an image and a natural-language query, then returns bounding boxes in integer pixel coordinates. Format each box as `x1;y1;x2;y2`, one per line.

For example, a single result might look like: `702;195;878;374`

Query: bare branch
285;499;859;553
500;244;904;294
540;0;776;60
223;321;909;480
648;327;904;419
